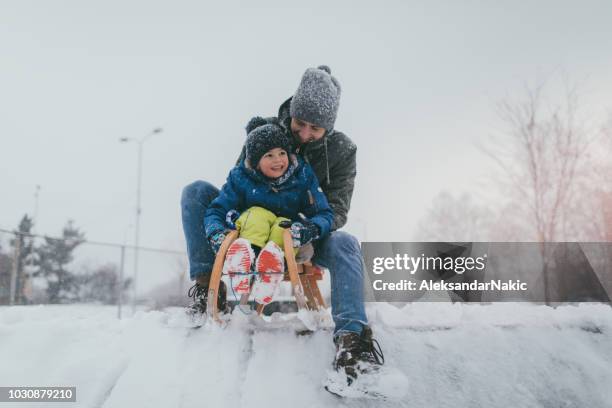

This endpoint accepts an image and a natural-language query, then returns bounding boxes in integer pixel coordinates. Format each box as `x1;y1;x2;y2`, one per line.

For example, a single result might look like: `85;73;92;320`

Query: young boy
203;117;333;306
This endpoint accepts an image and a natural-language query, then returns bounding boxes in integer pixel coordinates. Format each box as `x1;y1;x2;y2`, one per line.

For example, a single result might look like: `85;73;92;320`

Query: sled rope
225;271;284;316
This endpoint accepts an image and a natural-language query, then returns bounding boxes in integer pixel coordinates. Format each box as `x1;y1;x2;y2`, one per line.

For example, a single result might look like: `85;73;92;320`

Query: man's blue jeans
181;180;368;335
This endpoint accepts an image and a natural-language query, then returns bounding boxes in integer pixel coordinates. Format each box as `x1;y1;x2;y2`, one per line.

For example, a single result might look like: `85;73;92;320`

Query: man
181;65;383;382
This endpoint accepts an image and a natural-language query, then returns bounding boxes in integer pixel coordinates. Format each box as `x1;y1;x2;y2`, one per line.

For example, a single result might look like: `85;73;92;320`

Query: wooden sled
206;229;326;323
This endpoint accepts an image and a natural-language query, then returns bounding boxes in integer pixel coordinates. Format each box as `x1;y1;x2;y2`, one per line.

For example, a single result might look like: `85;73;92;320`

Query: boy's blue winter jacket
204;155;334;240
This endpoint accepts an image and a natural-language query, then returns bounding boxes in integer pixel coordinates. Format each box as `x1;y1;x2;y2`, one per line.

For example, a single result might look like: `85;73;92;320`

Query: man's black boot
333;326;384;384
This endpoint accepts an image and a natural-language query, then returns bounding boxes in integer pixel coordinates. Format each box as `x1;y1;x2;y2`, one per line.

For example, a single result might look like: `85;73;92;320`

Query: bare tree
78;263;132;304
414;191;494;242
483;78;599;302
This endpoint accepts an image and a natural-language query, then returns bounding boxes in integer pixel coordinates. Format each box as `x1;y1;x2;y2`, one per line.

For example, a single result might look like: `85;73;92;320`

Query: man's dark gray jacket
237;97;357;231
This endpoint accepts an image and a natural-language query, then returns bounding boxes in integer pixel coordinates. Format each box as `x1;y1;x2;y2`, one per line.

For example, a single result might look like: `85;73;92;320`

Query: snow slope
1;303;611;408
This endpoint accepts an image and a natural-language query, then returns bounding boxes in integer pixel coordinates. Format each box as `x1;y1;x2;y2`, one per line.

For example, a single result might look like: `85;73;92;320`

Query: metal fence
0;227;189;316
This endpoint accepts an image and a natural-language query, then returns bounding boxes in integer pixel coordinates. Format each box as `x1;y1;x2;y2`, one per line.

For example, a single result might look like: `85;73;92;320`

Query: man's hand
225;209;240;230
209;231;227;254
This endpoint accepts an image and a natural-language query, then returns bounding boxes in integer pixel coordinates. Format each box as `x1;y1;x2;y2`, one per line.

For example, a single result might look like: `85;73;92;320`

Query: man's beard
291;130;314;144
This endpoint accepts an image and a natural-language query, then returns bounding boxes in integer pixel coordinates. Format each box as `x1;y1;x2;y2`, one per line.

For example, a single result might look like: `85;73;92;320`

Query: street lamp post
33;185;41;233
120;127;163;305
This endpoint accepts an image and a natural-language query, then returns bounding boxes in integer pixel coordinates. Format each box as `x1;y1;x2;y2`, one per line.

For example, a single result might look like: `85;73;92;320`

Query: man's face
290;118;326;145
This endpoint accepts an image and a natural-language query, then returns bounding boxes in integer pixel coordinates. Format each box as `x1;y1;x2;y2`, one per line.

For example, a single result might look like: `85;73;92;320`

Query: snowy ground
1;303;611;408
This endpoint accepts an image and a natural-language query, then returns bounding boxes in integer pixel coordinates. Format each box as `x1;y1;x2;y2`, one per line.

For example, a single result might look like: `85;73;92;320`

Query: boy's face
290;118;326;144
258;147;289;179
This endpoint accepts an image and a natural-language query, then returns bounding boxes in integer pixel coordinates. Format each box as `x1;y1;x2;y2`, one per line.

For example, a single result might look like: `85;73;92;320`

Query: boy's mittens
279;220;292;229
225;209;240;229
209;231;227;254
290;218;320;247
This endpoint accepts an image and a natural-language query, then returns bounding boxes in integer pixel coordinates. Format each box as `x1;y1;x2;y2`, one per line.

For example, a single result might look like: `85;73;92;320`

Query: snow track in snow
90;357;129;408
0;303;611;408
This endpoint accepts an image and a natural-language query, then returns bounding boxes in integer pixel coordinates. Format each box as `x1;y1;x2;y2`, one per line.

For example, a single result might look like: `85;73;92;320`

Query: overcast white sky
2;0;612;292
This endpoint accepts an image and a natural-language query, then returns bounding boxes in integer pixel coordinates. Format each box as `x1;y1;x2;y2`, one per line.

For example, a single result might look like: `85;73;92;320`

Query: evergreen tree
34;220;85;303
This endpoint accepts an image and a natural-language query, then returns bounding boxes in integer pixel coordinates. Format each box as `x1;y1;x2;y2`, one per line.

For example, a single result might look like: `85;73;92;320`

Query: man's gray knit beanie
245;116;292;167
289;65;341;131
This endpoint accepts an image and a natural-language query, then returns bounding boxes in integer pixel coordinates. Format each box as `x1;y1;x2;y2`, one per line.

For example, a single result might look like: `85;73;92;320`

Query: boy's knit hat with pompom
245;116;292;167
